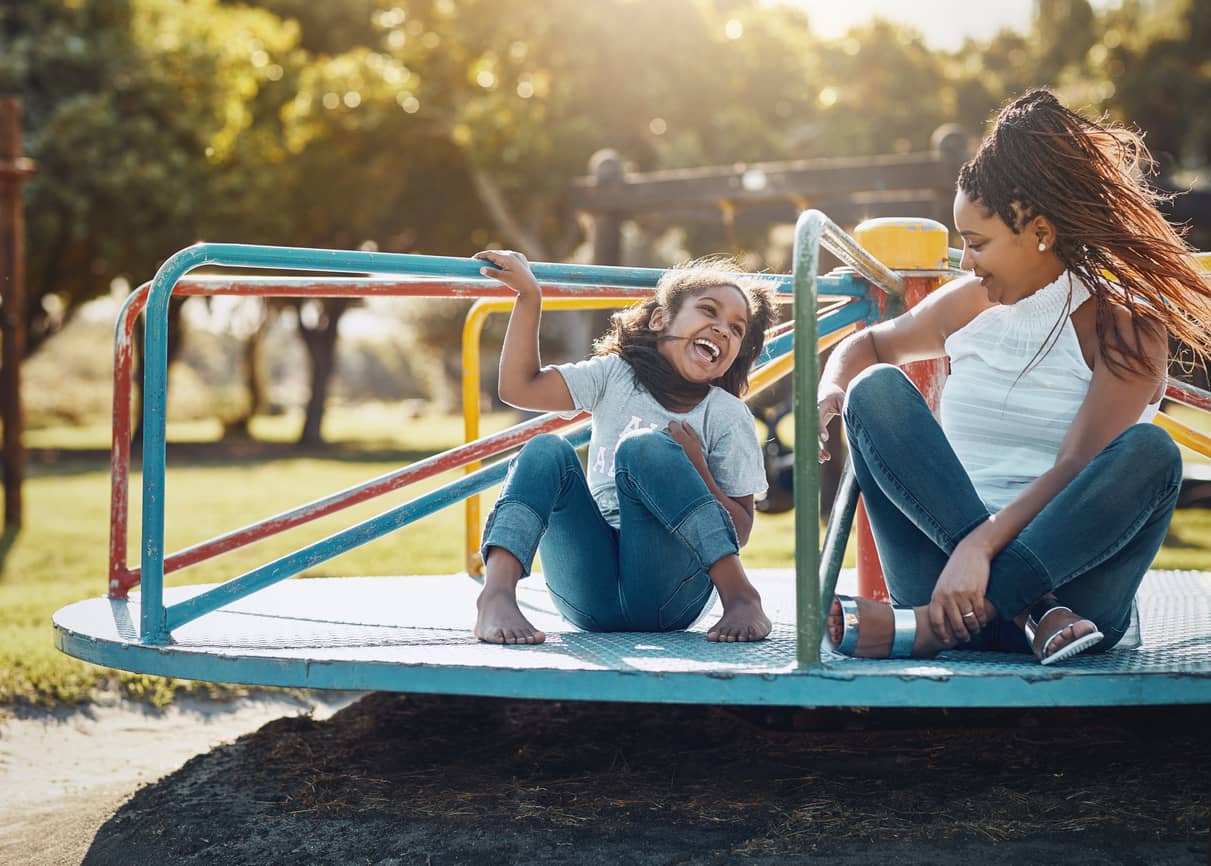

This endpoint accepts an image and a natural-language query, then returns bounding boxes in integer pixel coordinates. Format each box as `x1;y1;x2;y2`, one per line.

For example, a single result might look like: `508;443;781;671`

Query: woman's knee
1112;423;1182;484
843;364;913;424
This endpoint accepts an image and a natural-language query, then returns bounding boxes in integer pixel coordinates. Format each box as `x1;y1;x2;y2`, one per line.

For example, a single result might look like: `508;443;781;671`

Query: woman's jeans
480;432;740;631
843;365;1182;653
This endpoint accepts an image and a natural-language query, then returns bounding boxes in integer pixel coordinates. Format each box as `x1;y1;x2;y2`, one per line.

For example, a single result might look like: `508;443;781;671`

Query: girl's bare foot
707;592;771;642
474;588;546;645
826;596;952;658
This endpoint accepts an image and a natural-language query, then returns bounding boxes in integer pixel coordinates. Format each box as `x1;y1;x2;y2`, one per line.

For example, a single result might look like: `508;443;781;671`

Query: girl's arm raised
475;250;576;413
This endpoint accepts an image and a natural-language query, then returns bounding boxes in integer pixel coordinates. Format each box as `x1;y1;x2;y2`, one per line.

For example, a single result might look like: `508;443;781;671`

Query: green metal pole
818;460;858;634
793;211;822;668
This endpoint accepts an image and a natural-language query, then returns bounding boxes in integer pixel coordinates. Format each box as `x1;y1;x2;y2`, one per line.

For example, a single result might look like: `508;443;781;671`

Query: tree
0;0;302;352
1102;0;1211;169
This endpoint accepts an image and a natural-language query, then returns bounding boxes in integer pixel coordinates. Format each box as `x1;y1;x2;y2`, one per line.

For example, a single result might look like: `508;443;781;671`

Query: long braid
959;89;1211;379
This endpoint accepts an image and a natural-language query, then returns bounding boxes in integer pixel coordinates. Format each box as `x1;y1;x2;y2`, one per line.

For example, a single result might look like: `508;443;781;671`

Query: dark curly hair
958;88;1211;379
594;258;780;411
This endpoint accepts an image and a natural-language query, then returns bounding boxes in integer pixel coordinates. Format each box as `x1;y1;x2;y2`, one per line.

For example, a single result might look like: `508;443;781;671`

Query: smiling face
954;190;1065;305
650;284;751;384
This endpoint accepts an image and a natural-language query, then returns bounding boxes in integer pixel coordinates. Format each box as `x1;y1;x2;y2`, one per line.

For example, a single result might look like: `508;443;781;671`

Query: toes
504;628;541;645
827;601;843;643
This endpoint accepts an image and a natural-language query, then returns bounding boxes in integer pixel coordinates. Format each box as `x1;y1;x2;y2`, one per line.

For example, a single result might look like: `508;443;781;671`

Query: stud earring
1037;241;1046;253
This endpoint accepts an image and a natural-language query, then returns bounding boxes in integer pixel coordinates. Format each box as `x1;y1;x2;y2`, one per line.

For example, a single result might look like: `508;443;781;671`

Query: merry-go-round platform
54;568;1211;708
52;216;1211;711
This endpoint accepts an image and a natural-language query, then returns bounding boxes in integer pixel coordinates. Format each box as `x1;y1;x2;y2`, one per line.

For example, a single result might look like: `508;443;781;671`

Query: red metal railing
108;276;644;597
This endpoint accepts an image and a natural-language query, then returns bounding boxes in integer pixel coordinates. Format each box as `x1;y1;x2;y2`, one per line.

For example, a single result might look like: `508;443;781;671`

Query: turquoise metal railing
136;243;872;648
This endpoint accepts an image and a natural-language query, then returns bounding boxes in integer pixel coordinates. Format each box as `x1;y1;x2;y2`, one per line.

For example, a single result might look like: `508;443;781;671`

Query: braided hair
595;258;779;412
958;89;1211;379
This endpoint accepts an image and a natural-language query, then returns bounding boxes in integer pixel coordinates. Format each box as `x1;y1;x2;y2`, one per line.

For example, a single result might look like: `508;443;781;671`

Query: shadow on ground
83;694;1210;865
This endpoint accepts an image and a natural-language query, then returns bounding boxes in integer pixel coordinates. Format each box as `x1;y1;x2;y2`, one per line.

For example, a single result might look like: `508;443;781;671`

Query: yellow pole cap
853;217;950;271
1193;251;1211;272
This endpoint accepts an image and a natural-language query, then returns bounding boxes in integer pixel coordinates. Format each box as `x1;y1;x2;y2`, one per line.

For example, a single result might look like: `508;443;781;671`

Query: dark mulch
83;693;1211;865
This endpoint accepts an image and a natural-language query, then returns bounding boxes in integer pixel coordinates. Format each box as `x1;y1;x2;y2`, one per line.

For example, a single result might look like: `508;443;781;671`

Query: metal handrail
791;211;954;667
132;243;850;644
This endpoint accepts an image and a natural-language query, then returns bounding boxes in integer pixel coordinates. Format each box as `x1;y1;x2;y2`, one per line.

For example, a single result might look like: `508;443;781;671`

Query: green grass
4;406;804;707
23;403;480;452
4;404;1209;708
4;408;520;706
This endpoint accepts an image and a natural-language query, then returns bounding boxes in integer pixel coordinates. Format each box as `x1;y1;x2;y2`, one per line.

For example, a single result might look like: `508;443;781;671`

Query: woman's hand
474;250;541;301
816;383;845;463
928;537;991;644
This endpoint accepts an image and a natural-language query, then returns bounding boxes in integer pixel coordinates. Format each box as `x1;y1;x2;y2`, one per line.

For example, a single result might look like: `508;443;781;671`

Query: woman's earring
1037;241;1047;253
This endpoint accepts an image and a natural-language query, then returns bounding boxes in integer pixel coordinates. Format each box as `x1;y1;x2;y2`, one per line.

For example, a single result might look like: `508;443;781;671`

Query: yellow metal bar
462;297;633;574
1155;412;1211;460
747;323;855;397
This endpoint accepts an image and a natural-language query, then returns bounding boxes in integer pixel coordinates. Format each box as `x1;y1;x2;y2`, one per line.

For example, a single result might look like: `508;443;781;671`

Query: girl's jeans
843;365;1182;653
480;432;740;631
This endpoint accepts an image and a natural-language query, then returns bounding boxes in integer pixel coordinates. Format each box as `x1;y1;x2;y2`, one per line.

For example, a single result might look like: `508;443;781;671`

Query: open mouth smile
692;338;722;363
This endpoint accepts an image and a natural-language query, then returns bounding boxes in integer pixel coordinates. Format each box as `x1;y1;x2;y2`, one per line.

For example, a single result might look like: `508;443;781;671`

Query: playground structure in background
54;211;1211;707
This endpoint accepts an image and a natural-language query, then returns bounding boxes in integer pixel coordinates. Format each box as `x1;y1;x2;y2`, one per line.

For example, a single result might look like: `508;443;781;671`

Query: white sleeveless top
940;271;1160;513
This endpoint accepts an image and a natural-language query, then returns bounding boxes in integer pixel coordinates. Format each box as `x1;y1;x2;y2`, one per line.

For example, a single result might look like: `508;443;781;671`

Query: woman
818;90;1211;665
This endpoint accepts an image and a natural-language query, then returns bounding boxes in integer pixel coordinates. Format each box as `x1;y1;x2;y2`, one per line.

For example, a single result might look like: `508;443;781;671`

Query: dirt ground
2;692;1207;866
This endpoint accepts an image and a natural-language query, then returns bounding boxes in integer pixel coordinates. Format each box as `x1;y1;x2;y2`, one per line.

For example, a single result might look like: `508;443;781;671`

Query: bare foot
706;593;771;642
474;588;546;645
826;597;951;658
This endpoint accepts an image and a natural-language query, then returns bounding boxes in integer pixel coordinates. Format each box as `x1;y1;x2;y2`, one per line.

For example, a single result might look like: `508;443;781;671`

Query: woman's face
954;190;1063;305
651;285;750;384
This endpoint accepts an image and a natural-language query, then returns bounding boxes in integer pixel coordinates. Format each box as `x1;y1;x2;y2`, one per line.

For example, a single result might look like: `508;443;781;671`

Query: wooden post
0;98;36;530
588;149;624;265
931;124;970;226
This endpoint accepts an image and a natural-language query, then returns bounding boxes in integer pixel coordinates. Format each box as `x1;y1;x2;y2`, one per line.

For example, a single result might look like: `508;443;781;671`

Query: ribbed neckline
1005;271;1090;326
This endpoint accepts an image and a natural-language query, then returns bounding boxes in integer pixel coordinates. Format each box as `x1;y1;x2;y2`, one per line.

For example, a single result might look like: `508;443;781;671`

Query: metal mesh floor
54;569;1211;707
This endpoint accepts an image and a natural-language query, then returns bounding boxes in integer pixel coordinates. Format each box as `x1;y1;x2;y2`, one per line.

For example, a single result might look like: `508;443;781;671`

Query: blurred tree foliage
3;0;1209;429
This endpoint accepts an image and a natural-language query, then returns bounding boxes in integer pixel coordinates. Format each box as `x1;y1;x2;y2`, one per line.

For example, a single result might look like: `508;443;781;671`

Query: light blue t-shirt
554;353;768;529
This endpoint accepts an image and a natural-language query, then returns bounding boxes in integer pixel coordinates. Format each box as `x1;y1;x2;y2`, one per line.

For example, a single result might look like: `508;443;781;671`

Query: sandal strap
889;606;917;658
1024;598;1104;662
834;595;861;654
1023;598;1072;649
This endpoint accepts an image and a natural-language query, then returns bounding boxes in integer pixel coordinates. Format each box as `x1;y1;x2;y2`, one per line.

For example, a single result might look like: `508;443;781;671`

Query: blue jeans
480;432;740;631
843;365;1182;653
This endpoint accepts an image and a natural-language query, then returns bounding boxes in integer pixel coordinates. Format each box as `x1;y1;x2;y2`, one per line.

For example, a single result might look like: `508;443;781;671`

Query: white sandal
1023;598;1103;666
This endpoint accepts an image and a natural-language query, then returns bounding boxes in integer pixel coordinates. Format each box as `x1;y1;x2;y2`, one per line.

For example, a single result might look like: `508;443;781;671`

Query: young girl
819;89;1211;665
472;250;778;645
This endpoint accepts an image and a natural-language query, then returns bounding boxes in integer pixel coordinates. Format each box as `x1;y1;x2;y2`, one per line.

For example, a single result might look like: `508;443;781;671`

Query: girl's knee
843;364;912;423
518;433;579;466
614;429;677;470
